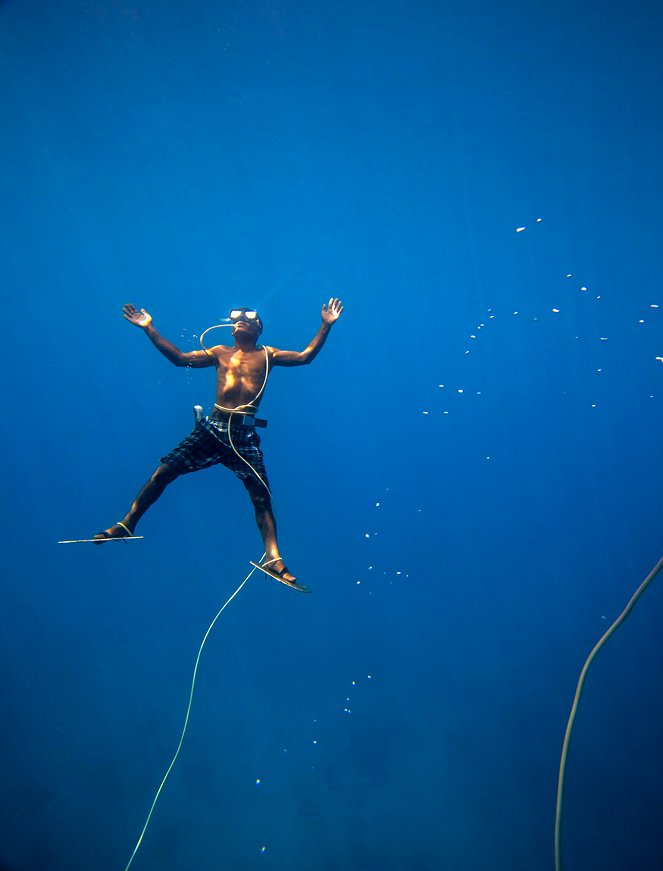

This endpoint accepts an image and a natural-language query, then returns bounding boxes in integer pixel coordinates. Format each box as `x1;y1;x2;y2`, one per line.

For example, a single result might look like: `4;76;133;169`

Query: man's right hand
123;303;152;329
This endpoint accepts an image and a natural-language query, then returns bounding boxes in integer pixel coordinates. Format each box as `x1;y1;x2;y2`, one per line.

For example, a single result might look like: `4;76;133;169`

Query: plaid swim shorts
160;417;269;487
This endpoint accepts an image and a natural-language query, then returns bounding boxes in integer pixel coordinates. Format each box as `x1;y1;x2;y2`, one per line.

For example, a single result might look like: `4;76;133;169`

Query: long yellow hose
555;554;663;871
123;561;262;870
124;325;274;868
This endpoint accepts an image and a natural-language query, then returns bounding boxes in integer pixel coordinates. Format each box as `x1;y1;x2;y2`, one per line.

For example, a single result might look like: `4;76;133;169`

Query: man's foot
265;558;297;583
250;558;311;593
93;522;134;544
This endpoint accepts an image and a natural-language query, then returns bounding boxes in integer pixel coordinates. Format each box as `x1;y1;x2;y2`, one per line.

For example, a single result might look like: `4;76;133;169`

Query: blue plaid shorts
160;417;269;487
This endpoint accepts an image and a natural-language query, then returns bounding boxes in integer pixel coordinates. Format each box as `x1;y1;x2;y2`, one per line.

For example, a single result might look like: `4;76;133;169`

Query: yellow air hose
123;561;262;871
124;323;274;869
555;553;663;871
198;323;272;494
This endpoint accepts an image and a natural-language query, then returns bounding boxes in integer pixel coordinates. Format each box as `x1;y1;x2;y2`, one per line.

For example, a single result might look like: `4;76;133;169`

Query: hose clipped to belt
198;323;272;495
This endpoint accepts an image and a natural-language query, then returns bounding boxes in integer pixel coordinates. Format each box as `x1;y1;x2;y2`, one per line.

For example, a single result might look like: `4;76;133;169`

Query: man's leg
95;463;180;539
244;477;296;582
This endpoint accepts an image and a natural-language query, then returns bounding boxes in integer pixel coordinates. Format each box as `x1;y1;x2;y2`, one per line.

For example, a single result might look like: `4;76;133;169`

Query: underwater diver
93;299;344;588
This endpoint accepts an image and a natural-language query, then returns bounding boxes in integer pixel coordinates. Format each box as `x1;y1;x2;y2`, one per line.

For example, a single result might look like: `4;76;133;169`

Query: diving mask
228;308;263;334
229;309;259;322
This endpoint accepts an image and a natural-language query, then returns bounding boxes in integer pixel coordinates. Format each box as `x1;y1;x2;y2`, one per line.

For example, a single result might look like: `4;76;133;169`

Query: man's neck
233;336;258;352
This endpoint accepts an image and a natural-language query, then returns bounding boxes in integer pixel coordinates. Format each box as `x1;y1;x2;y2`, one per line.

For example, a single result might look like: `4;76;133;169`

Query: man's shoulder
197;344;225;363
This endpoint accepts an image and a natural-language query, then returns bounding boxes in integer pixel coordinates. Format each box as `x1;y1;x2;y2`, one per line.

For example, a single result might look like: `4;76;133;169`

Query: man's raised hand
321;297;344;325
122;303;153;329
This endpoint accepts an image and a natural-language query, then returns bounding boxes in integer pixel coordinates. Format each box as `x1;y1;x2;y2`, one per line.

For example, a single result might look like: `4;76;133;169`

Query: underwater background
1;1;662;869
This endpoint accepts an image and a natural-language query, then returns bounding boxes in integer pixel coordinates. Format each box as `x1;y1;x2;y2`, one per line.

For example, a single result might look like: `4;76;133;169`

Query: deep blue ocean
1;2;662;869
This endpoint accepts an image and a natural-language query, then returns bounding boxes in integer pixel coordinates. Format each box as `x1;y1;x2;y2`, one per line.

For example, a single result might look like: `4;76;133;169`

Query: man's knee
244;477;270;508
153;463;179;485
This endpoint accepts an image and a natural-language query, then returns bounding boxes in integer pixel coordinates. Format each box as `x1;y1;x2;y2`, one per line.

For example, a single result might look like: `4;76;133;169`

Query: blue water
1;2;662;869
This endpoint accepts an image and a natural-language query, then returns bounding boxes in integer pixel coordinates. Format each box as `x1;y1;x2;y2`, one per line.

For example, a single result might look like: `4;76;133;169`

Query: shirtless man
93;299;344;589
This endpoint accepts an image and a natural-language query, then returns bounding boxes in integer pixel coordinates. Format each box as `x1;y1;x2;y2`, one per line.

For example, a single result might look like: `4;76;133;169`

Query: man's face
229;308;263;336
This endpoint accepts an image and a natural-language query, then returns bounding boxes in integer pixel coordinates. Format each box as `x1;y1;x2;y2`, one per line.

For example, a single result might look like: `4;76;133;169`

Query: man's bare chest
216;351;265;382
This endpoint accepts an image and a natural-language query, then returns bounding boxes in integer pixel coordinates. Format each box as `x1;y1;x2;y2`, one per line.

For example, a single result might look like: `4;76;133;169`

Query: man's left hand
322;297;344;325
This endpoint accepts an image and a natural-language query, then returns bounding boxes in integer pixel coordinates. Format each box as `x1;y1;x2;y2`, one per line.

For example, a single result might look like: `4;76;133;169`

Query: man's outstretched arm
122;303;216;368
270;298;344;367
